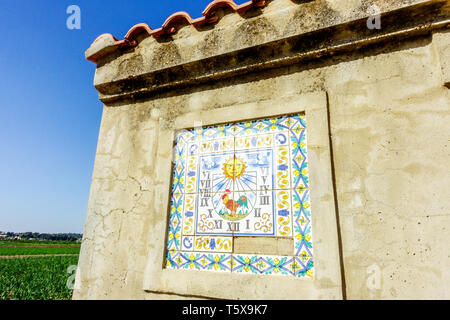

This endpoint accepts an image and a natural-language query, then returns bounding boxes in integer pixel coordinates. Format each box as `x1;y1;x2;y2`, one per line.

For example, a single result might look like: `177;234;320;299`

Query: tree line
2;232;82;242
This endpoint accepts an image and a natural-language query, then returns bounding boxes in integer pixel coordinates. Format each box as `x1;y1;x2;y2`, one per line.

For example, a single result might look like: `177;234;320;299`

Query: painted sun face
223;156;247;180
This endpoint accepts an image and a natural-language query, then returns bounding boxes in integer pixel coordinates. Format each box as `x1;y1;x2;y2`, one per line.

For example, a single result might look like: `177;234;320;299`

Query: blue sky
0;0;223;233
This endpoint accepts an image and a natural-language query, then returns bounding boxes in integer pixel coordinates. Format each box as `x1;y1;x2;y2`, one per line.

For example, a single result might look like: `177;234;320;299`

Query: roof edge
86;0;266;63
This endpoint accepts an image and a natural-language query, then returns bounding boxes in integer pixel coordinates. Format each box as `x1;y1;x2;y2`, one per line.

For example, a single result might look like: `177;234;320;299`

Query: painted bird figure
221;189;248;217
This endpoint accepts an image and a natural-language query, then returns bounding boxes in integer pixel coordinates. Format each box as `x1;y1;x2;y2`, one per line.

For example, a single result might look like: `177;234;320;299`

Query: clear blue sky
0;0;223;233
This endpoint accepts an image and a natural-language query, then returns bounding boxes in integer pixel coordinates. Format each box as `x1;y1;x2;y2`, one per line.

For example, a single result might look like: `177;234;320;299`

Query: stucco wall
74;0;450;300
329;33;450;299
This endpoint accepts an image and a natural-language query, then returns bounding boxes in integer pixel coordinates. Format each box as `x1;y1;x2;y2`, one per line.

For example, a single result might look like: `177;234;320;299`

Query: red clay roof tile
87;0;266;63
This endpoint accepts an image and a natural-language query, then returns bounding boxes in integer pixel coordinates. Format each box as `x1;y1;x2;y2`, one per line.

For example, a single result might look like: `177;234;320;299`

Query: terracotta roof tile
87;0;266;63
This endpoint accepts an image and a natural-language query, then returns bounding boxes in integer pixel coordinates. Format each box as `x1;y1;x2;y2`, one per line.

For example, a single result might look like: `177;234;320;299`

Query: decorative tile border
232;254;296;276
193;236;233;253
178;252;233;273
165;114;313;278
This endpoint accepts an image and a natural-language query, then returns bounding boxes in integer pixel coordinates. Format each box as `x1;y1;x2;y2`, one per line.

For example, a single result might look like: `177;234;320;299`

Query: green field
0;239;80;256
0;246;80;256
0;256;79;300
0;240;81;300
0;240;80;246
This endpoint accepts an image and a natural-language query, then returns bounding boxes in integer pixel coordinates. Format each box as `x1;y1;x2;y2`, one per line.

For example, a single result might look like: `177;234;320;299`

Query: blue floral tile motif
232;255;260;274
181;116;293;143
193;236;233;252
294;256;314;279
166;250;181;270
290;114;309;190
205;254;233;272
165;113;313;279
179;252;208;271
264;256;295;276
275;190;292;237
171;134;188;195
175;129;194;143
179;252;232;272
292;188;313;257
167;193;183;252
232;255;295;276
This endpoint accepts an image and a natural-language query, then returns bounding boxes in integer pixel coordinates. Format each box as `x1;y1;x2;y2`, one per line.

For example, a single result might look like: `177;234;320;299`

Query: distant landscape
0;231;82;300
0;231;82;242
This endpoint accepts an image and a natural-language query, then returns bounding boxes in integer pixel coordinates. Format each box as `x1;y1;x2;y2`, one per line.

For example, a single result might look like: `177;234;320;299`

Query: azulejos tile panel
166;250;181;270
181;236;194;252
292;188;313;257
193;236;233;253
197;152;235;194
181;236;233;253
289;114;309;190
167;192;183;252
178;252;233;273
198;137;234;154
232;147;274;192
275;189;293;237
231;254;296;276
195;191;275;237
166;113;313;278
294;256;314;279
181;193;196;236
171;139;188;196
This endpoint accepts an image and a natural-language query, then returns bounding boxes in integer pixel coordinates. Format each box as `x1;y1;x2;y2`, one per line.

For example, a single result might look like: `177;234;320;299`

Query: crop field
0;256;79;300
0;246;80;256
0;240;79;246
0;239;80;256
0;240;81;300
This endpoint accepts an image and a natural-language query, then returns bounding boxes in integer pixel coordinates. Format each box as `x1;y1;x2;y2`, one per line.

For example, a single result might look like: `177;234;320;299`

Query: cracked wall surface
74;0;450;300
328;33;450;299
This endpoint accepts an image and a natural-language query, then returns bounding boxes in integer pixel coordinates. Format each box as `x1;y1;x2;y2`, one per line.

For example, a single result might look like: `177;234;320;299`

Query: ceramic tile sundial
165;114;314;277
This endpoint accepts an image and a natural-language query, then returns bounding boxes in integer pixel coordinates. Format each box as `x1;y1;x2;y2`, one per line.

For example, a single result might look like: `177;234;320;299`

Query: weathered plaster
433;29;450;87
74;0;450;300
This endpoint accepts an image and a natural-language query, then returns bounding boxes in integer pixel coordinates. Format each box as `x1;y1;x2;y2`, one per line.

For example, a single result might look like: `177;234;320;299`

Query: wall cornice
88;0;449;104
